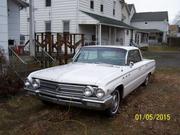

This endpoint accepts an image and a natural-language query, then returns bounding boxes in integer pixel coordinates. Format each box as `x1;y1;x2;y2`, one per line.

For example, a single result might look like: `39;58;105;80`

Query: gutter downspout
76;0;79;33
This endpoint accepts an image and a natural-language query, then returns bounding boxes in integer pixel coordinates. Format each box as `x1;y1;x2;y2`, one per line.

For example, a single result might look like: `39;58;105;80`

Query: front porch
79;24;127;46
79;11;135;46
134;31;149;47
140;29;164;45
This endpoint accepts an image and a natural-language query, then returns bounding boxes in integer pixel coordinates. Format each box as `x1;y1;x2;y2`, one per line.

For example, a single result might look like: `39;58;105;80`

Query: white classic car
24;46;155;116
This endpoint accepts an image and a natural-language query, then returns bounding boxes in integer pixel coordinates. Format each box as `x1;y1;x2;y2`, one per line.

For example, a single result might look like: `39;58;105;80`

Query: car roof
83;45;139;51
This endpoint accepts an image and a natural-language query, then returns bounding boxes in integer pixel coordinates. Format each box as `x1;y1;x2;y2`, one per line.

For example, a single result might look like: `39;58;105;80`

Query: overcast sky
125;0;180;24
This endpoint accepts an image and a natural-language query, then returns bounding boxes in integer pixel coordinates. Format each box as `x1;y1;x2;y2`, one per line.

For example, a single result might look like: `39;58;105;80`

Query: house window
90;0;94;9
113;1;116;16
63;21;70;33
178;27;180;33
100;4;104;12
45;21;51;32
46;0;51;7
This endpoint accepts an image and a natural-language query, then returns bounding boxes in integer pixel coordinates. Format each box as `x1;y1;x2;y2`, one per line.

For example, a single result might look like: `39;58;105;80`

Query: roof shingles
82;11;135;29
131;11;168;22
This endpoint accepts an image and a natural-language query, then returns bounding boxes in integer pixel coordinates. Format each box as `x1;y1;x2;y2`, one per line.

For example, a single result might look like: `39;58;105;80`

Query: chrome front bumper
25;88;113;110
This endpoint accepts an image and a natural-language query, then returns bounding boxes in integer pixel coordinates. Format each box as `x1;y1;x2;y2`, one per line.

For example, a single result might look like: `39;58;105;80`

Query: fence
168;37;180;46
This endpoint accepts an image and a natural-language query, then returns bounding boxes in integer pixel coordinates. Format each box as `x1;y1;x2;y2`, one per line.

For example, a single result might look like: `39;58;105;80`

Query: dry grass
0;68;180;135
148;45;180;52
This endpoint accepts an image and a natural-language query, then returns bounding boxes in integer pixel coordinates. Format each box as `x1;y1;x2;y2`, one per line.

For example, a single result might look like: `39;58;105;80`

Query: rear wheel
105;89;121;117
143;74;150;86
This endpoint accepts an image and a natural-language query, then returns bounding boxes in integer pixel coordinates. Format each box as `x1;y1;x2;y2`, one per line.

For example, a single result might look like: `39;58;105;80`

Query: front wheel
105;89;121;117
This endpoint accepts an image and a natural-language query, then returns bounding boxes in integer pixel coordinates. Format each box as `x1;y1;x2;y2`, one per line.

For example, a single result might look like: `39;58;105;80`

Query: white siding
51;0;78;33
124;29;131;46
0;0;8;59
78;11;99;25
8;0;20;44
129;7;135;22
79;0;122;21
79;25;96;44
122;6;130;24
131;21;169;32
21;0;78;33
20;7;29;35
20;0;124;34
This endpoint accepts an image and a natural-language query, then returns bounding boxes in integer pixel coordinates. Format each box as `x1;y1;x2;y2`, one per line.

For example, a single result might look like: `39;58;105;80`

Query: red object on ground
18;46;25;55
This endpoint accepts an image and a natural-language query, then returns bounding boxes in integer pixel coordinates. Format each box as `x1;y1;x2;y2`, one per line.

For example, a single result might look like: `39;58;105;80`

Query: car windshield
74;47;127;66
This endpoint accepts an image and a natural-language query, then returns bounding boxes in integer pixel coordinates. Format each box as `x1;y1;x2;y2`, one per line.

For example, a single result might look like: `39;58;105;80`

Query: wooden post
70;34;73;53
64;32;68;64
109;27;112;45
36;34;39;55
114;27;116;45
96;25;98;45
82;34;85;47
73;34;76;54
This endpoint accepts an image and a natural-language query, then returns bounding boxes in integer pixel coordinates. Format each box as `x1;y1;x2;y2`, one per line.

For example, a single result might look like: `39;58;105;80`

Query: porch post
96;25;98;45
109;27;111;44
98;24;102;46
114;27;116;45
29;0;35;56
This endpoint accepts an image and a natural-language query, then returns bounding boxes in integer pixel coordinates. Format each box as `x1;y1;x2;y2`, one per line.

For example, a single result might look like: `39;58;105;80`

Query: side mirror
129;61;134;68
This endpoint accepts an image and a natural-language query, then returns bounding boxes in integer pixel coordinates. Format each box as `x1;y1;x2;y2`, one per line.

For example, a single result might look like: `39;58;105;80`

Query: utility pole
29;0;35;56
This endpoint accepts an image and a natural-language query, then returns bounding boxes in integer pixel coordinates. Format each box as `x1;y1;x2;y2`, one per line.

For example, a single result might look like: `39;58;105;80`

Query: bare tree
173;11;180;24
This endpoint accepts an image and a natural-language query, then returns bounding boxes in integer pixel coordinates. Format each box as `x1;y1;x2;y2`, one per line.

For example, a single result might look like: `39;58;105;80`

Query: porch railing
36;44;58;68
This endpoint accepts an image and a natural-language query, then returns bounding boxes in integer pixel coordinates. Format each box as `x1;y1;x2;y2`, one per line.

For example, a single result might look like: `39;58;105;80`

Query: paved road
143;51;180;68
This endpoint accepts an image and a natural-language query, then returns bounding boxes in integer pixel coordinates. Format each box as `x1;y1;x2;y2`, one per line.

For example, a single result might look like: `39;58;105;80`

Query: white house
0;0;28;60
131;11;169;44
20;0;137;47
20;0;169;50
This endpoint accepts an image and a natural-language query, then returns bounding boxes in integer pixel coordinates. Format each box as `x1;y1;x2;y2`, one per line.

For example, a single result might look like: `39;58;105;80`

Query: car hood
28;63;125;86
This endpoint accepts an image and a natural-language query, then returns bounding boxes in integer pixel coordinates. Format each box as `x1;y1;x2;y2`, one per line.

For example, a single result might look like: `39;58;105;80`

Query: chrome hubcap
112;91;120;113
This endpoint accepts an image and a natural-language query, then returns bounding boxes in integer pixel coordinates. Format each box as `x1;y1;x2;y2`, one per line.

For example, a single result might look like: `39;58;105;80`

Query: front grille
39;80;86;97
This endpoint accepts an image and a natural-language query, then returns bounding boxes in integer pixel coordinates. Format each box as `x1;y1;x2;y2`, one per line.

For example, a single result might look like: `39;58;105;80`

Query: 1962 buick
24;46;155;116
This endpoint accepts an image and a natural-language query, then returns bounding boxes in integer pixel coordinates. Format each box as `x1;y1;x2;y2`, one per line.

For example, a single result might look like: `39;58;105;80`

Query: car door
132;50;146;85
123;50;143;95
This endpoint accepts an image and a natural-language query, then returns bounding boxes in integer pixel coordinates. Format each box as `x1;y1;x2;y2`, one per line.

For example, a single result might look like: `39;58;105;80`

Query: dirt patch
0;69;180;135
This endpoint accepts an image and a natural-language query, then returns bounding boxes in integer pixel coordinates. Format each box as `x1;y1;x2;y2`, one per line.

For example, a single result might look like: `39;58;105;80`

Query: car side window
127;50;142;64
133;50;142;63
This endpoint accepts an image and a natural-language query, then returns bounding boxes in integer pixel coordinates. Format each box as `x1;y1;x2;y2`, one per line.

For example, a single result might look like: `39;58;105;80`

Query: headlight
32;79;40;89
24;80;31;87
84;86;94;97
96;89;105;99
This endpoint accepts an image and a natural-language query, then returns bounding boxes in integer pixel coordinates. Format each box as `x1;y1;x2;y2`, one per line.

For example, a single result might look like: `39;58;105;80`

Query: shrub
0;48;24;96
